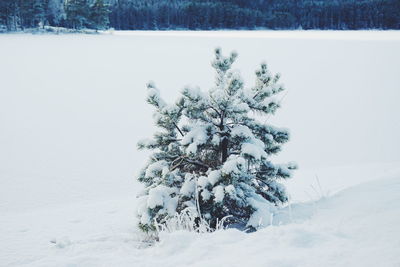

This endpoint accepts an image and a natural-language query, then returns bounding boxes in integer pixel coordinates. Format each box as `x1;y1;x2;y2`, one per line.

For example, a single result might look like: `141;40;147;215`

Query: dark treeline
109;0;400;30
1;0;399;31
0;0;109;31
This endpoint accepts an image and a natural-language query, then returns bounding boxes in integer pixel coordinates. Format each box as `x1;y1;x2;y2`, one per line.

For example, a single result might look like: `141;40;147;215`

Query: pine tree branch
170;156;210;171
183;158;210;169
173;122;184;137
263;91;288;123
207;105;221;116
170;157;185;171
253;91;261;100
254;177;270;187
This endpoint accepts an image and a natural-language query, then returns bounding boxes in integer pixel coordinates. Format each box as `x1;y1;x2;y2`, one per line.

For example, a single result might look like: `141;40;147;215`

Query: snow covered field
0;31;399;266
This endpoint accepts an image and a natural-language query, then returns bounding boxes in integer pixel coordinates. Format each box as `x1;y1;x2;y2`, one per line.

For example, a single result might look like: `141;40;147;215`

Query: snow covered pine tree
137;48;296;232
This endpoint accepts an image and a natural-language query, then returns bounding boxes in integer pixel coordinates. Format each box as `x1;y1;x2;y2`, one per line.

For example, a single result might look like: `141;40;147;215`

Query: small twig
173;122;184;137
315;174;324;198
183;158;210;169
264;90;289;123
207;105;221;116
170;156;210;171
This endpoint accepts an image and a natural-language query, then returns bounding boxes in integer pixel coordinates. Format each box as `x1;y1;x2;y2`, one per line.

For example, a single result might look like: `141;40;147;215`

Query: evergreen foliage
32;0;46;28
65;0;90;29
89;0;109;30
18;0;46;29
109;0;400;30
0;0;20;31
46;0;65;26
136;49;296;232
64;0;109;29
0;0;399;31
0;0;110;31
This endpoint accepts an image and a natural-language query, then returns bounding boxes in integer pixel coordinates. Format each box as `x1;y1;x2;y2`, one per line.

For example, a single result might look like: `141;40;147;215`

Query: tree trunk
219;113;228;163
221;136;228;163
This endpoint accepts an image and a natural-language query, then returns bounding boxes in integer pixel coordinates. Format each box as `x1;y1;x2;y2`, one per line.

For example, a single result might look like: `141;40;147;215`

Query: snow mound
1;165;399;266
153;175;400;267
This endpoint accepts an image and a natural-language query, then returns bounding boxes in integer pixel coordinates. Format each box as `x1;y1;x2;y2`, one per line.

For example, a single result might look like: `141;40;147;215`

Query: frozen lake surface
0;31;399;266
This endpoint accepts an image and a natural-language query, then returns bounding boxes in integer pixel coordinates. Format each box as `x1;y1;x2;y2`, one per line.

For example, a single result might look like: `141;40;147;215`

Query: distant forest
1;0;399;31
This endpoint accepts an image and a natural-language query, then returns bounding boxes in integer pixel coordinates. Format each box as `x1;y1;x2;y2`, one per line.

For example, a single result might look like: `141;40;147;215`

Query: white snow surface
1;31;400;266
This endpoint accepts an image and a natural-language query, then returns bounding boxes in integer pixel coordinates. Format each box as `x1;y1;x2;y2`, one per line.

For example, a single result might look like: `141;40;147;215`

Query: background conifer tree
32;0;45;28
64;0;89;29
89;0;110;30
46;0;65;26
137;48;296;232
